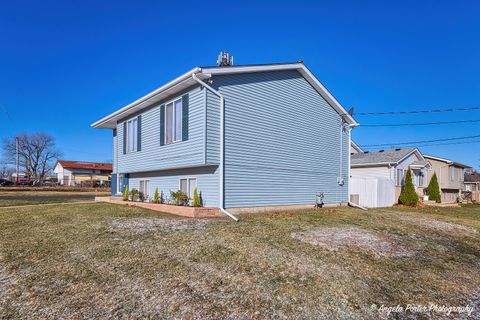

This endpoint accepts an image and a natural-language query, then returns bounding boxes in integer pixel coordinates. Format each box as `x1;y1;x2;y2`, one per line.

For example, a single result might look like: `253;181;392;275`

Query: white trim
91;67;202;128
178;177;197;198
201;63;300;75
125;117;138;153
351;141;363;153
164;97;183;145
423;155;453;164
139;179;151;197
92;62;359;129
351;162;395;167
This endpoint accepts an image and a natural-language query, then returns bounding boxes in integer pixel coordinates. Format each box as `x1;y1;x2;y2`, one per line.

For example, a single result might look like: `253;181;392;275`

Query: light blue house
92;58;358;217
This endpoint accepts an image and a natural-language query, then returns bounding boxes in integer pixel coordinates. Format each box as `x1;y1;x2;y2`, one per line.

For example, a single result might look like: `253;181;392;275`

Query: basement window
179;178;197;198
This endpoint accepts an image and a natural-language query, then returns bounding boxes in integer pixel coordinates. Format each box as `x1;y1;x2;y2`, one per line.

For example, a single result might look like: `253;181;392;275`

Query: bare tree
0;163;14;179
3;133;62;182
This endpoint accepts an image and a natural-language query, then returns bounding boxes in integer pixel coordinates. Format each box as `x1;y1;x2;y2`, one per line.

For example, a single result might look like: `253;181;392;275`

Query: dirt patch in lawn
396;216;477;234
108;217;215;233
0;257;17;307
292;226;414;258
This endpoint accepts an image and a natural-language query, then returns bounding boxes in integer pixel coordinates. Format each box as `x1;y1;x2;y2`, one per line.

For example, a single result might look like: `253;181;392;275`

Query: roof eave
351;162;394;167
91;67;203;129
202;62;359;126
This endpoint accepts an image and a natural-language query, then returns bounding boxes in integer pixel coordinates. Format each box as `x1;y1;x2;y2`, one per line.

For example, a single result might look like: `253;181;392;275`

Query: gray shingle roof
410;160;429;167
351;148;416;166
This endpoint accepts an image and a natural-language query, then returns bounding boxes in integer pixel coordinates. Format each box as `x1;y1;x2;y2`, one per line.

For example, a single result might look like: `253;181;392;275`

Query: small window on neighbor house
418;172;424;187
450;167;455;181
165;98;182;144
179;178;197;198
126;117;138;152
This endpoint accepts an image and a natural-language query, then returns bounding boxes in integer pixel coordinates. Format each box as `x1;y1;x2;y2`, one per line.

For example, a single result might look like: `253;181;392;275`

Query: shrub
192;187;203;207
122;185;129;201
398;169;419;206
138;191;145;202
426;172;441;203
153;187;159;204
130;188;139;202
160;190;165;204
170;190;189;206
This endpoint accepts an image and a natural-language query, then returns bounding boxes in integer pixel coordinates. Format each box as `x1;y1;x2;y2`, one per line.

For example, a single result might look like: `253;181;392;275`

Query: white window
165;98;182;144
179;178;197;198
396;169;405;186
126;117;138;152
450;167;454;181
139;180;151;198
418;172;424;187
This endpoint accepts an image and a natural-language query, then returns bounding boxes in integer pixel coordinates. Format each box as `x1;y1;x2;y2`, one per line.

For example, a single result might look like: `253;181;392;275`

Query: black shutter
137;115;142;152
123;122;127;154
160;104;165;146
182;94;189;141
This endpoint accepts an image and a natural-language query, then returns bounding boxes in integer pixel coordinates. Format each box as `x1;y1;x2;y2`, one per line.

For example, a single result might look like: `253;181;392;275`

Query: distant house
54;160;112;187
464;171;480;192
350;148;430;207
92;59;358;213
423;155;471;203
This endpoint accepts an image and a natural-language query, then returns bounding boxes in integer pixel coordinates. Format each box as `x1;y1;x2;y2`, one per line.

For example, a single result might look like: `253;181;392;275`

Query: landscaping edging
95;197;220;218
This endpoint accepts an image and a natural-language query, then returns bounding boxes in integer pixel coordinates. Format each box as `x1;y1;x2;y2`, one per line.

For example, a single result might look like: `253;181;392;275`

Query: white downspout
192;73;239;222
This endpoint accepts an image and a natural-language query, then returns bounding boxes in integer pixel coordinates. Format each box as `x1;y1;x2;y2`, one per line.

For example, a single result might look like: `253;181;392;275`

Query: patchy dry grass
292;226;414;257
0;191;109;207
0;203;479;319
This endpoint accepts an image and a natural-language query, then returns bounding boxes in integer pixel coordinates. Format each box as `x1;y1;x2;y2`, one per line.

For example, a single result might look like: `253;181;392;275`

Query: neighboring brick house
423;155;471;203
54;160;112;187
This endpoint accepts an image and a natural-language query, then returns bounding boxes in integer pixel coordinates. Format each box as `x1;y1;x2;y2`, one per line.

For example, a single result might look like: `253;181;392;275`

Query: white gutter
191;73;239;222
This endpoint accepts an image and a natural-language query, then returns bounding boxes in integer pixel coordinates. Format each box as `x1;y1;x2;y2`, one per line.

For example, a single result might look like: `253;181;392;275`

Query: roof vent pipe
217;51;234;67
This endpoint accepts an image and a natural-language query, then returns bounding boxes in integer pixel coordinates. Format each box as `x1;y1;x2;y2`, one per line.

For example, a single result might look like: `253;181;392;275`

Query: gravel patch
292;227;414;258
397;216;477;233
108;217;214;233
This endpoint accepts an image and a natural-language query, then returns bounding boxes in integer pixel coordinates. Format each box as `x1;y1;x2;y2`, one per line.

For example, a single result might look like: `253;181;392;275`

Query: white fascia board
201;63;301;75
423;155;453;164
351;162;393;168
92;62;359;128
297;64;358;126
397;149;422;165
91;67;202;129
203;63;359;126
351;141;363;153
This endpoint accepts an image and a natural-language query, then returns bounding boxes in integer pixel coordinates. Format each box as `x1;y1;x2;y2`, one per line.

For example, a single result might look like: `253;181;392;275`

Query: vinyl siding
211;70;349;208
128;166;219;207
112;130;118;173
206;90;220;164
116;86;206;174
351;166;393;180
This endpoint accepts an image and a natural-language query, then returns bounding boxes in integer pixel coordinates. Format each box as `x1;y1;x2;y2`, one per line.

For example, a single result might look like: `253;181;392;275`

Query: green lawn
0;203;479;319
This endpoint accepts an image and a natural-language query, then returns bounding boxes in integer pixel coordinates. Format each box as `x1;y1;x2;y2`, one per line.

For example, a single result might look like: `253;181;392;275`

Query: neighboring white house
350;148;430;208
54;160;112;187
